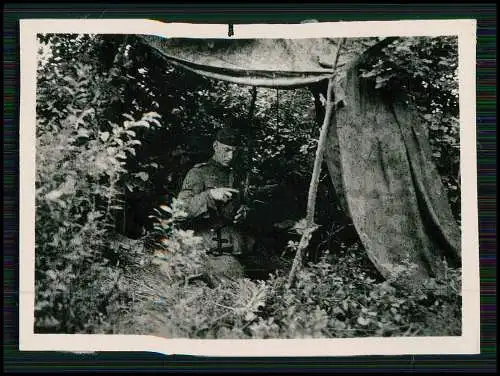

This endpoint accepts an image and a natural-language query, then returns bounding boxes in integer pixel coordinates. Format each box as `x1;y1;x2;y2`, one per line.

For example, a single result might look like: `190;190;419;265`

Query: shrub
35;34;160;333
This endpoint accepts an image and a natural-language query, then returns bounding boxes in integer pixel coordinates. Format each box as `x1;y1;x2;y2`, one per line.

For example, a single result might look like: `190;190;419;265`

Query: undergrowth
111;203;462;339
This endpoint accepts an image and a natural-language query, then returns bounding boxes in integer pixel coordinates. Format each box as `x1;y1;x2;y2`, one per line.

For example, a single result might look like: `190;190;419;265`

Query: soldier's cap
215;127;242;147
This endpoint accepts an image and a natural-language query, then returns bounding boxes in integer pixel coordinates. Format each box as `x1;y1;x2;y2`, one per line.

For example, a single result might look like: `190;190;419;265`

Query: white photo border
19;18;479;357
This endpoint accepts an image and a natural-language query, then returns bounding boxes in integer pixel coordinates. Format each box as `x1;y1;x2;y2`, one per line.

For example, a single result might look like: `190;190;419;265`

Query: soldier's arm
177;167;216;219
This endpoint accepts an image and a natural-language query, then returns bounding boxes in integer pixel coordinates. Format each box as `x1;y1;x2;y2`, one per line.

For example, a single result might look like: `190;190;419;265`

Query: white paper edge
19;18;479;357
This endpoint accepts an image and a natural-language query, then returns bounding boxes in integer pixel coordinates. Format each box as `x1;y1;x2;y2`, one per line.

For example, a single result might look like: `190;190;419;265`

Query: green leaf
135;171;149;182
77;128;90;139
357;316;370;326
133;120;150;128
46;269;57;280
149;118;162;127
341;299;349;312
360;70;377;78
100;132;110;142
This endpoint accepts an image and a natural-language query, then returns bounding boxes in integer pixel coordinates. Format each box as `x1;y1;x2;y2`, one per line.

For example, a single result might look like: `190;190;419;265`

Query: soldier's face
213;141;237;167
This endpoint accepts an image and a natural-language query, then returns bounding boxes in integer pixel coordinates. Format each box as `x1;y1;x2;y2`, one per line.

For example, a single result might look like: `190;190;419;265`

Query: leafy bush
35;34;159;333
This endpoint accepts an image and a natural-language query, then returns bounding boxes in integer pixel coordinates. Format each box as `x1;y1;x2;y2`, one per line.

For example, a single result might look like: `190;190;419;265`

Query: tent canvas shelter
138;34;461;282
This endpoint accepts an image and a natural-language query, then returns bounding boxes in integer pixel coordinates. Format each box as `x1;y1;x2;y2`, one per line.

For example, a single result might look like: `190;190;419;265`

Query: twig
403;323;414;336
411;327;422;336
287;38;345;288
212;310;233;324
214;302;236;311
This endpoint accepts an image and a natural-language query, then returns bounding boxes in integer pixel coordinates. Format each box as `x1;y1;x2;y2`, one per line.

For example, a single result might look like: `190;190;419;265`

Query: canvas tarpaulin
139;35;349;88
138;34;461;280
329;46;461;280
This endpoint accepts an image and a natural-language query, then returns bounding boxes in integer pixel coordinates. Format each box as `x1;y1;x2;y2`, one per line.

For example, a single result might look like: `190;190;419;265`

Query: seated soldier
176;127;255;286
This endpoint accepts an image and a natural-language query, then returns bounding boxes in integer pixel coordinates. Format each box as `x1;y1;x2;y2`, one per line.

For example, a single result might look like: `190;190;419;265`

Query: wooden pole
287;38;345;287
286;77;335;287
305;79;335;224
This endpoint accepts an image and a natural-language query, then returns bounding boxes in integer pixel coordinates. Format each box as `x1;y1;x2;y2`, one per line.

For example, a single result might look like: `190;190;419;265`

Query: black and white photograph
20;19;478;356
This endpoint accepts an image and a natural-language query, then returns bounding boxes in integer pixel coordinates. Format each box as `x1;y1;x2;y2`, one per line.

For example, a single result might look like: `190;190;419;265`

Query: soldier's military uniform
177;132;255;285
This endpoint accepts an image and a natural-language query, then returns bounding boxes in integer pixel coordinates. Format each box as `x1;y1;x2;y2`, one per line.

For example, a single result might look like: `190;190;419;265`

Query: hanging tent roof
138;35;354;88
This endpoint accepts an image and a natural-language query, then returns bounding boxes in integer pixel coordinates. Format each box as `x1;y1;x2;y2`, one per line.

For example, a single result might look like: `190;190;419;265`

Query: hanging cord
242;87;258;204
248;86;258;121
275;89;280;136
247;86;258;158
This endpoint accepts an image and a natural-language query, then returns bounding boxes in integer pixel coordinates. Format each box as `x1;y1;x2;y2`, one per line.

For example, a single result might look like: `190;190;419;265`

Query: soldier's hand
209;187;239;203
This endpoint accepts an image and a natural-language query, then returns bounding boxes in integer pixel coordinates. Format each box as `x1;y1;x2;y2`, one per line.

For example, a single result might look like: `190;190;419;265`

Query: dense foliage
34;33;461;337
35;34;163;332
